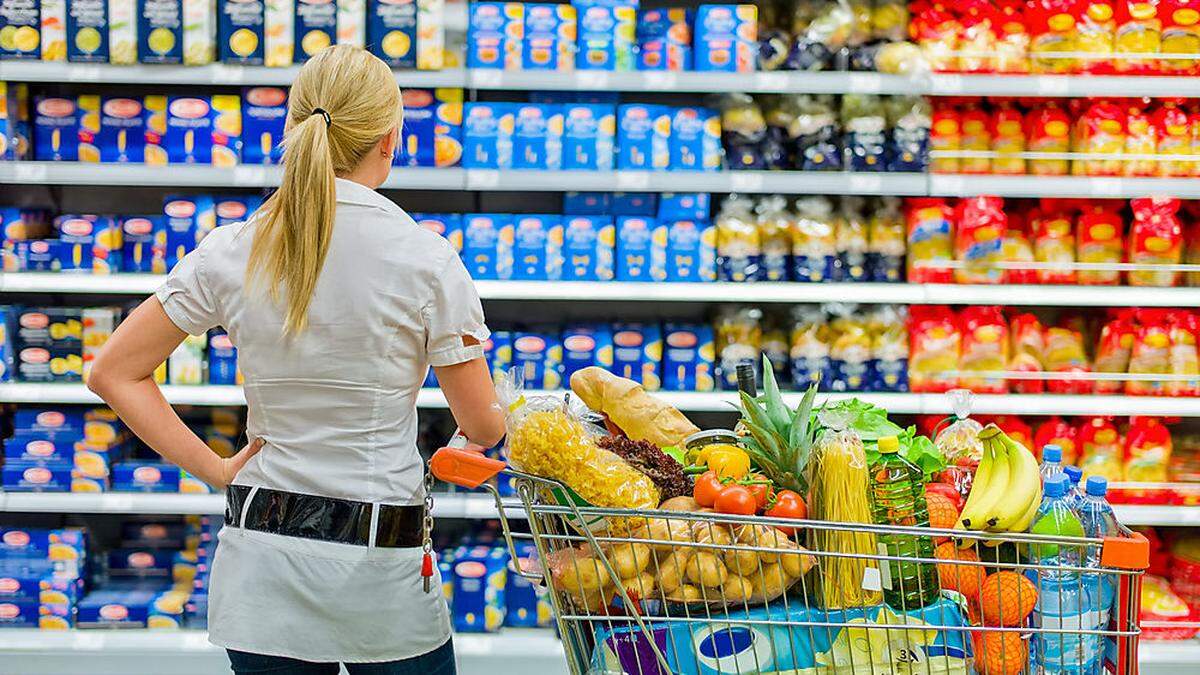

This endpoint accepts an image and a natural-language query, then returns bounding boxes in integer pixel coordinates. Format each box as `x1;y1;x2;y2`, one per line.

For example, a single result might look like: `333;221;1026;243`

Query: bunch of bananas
956;424;1043;535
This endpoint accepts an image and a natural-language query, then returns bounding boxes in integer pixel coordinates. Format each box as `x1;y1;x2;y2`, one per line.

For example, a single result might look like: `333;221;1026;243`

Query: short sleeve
422;250;490;367
155;239;220;336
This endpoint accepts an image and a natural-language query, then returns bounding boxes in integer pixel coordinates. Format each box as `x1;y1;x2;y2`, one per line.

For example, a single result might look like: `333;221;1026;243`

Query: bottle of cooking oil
869;435;941;611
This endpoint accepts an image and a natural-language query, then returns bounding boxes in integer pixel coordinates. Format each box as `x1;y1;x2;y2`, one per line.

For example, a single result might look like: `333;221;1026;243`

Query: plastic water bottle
1029;476;1098;675
1041;444;1065;483
1077;476;1120;618
1063;466;1084;507
869;435;941;611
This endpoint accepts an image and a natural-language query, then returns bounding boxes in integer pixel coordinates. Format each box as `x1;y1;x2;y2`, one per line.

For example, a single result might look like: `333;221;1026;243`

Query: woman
89;45;505;674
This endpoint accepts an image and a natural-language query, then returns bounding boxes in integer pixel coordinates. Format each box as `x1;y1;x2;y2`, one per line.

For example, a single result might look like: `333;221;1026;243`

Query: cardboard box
263;0;293;65
293;0;334;61
511;103;562;170
412;213;462;252
560;323;612;383
168;333;206;384
65;0;110;62
2;463;73;492
367;0;416;67
614;215;665;281
33;96;81;161
664;218;716;282
572;0;636;71
558;215;613;281
510;214;561;280
561;103;614;171
668;106;721;171
636;7;691;71
462;102;514;169
396;87;462;168
162;195;214;269
616;104;670;170
451;546;507;632
137;0;184;63
512;332;561;389
112;462;182;492
460;213;513;280
522;1;573;71
693;4;756;72
108;0;137;63
1;83;31;161
217;0;263;63
0;0;42;58
145;95;241;165
612;323;662;390
120;216;167;273
42;0;68;60
466;1;522;69
662;323;716;391
240;86;286;164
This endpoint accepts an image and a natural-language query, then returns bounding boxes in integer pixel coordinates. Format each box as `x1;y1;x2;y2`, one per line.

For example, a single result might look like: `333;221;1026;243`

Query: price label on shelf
929;74;964;95
211;64;246;85
67;65;102;82
101;494;136;511
752;72;788;92
642;72;678;91
71;632;105;650
13;163;48;182
233;166;267;187
848;73;883;94
849;174;884;193
467;170;500;189
730;173;765;192
575;72;610;89
616;172;650;190
929;174;967;196
470;69;503;88
1034;76;1071;96
1089;177;1124;197
182;632;213;651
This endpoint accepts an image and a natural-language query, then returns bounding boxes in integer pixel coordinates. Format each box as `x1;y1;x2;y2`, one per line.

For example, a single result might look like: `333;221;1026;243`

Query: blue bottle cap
1064;465;1083;485
1044;473;1068;498
1086;476;1109;497
1042;445;1062;463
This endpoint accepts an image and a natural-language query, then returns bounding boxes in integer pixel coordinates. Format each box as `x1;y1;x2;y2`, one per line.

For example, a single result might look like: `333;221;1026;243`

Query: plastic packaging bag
934;390;985;497
908;304;961;393
959;305;1009;393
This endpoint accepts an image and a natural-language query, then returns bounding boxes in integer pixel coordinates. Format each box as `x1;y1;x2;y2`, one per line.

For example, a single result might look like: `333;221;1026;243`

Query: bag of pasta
497;370;660;512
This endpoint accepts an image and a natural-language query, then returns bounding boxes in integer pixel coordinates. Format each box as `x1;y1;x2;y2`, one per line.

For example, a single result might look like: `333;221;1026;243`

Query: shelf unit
2;491;1196;526
6;383;1200;416
4;274;1200;307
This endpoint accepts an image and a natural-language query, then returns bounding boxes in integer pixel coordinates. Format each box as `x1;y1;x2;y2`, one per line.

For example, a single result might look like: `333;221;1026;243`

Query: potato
556;555;610;595
602;543;652;578
664;584;703;604
659;496;700;512
748;563;792;601
631;517;693;552
735;524;789;563
685;552;729;588
778;542;817;579
720;575;755;604
619;571;658;599
722;546;761;577
692;522;733;547
571;584;612;612
653;550;691;594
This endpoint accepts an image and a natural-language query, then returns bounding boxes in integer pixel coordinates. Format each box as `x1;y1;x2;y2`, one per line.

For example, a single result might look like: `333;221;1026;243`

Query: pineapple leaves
760;355;791;438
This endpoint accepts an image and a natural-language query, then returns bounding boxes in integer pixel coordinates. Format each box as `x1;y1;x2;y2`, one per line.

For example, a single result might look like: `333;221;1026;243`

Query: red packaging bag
1127;308;1173;395
1030;0;1082;73
1186;218;1200;286
1125;416;1172;482
1114;0;1164;73
1033;201;1078;284
1077;0;1119;71
1166;311;1200;397
1009;312;1047;392
1128;196;1183;287
908;305;961;393
959;305;1010;393
1124;99;1159;177
906;198;955;283
959;100;993;175
1044;321;1094;394
991;100;1027;175
1076;202;1125;285
1154;100;1192;177
1073;99;1127;176
994;0;1033;72
1035;415;1081;464
914;3;963;72
1095;313;1136;393
958;0;999;72
1161;0;1200;73
1190;105;1200;177
1079;416;1125;480
930;101;962;174
954;195;1007;284
1026;102;1073;175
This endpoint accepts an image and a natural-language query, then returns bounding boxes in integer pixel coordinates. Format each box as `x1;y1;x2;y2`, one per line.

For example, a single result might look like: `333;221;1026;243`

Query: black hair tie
312;108;331;127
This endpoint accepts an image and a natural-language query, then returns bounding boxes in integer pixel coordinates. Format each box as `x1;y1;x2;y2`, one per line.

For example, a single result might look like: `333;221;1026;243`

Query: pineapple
736;355;818;496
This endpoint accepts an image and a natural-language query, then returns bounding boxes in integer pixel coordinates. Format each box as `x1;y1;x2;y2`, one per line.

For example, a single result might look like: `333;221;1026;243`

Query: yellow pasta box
42;0;67;60
335;0;363;46
263;0;292;65
107;0;135;62
182;0;216;64
145;95;241;166
0;0;43;58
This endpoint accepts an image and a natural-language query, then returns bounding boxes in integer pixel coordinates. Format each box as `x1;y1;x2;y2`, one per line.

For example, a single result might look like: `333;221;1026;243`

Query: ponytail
246;45;403;335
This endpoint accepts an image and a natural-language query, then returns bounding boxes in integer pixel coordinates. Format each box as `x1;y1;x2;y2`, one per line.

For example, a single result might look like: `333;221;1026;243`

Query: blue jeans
228;638;455;674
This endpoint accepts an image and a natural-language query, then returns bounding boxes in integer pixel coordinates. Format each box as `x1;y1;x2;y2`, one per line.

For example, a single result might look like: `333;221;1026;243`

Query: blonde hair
248;45;404;334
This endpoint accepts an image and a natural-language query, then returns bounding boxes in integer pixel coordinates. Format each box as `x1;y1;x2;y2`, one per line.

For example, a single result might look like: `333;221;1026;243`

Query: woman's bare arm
434;349;505;448
87;297;263;489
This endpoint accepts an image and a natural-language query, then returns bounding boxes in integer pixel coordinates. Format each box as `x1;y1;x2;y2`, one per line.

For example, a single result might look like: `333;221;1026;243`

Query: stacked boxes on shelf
0;528;87;628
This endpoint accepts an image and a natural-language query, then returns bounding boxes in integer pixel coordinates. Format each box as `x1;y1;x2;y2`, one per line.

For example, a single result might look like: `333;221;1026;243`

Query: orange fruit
926;492;960;533
936;542;985;601
971;630;1027;675
977;571;1038;627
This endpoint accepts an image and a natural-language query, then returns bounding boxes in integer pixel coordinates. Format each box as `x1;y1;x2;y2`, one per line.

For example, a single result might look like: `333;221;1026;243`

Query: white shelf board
1111;505;1200;527
928;174;1200;199
0;61;469;87
0;163;463;190
6;383;1200;417
1140;640;1200;669
5;275;1200;308
927;73;1200;98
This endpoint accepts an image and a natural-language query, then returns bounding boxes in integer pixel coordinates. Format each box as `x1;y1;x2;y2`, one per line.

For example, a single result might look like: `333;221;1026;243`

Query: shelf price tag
467;170;500;189
616;171;650;190
71;632;105;650
232;166;267;187
471;69;502;89
13;164;48;182
101;494;135;511
182;633;213;651
576;72;610;89
730;172;765;192
849;174;884;193
929;74;963;95
752;72;788;92
848;73;882;94
1034;76;1071;96
929;174;967;196
642;72;678;91
67;65;102;82
211;64;246;85
1089;177;1123;197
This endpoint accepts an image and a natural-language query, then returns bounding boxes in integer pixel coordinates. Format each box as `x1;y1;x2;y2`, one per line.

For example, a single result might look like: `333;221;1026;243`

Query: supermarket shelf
1140;640;1200;669
0;163;463;190
7;383;1200;417
467;69;924;94
5;275;1200;307
928;174;1200;199
1111;505;1200;527
0;491;522;518
927;73;1200;98
0;61;469;88
0;629;567;675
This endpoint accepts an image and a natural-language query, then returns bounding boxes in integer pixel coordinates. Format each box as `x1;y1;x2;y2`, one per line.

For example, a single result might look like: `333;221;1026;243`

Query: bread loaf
570;367;699;448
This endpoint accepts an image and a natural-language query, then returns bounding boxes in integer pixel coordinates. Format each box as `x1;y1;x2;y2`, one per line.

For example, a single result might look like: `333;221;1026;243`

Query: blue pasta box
14;408;84;436
147;588;190;628
512;332;561;390
611;192;656;216
611;323;662;390
84;407;124;445
397;88;464;168
80;97;149;163
511;103;562;170
162;195;215;269
77;584;162;627
0;568;81;605
466;1;523;70
112;462;181;492
14;307;82;351
367;0;416;67
293;0;336;62
2;463;72;492
562;191;610;215
137;0;184;63
560;324;612;383
120;521;186;549
0;305;12;382
0;528;86;562
559;215;613;281
215;195;260;229
54;214;121;274
0;0;40;59
451;545;507;633
413;213;463;252
483;330;512;381
561;103;614;171
572;0;636;71
669;106;721;171
207;330;238;385
240;86;286;164
662;323;715;391
636;7;691;71
522;2;574;71
218;0;265;64
462;102;515;169
657;192;710;221
15;346;82;382
616;104;670;170
511;214;561;281
65;0;110;61
3;433;75;464
693;3;757;72
120;216;167;274
0;600;39;627
461;213;513;280
0;83;31;161
144;95;241;166
664;219;716;282
73;440;126;482
504;542;550;628
33;96;82;161
615;216;665;282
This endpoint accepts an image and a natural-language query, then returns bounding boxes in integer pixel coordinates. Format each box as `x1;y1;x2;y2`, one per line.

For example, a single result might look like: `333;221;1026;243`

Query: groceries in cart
435;368;1149;674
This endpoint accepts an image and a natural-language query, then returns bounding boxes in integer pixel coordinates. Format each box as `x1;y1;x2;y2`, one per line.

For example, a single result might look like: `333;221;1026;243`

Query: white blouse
156;178;488;662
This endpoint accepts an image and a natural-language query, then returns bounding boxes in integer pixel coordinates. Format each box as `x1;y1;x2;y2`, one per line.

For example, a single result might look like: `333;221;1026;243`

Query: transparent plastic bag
933;390;985;498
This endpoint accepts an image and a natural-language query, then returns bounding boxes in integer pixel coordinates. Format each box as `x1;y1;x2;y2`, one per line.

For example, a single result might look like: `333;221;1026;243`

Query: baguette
570;367;699;448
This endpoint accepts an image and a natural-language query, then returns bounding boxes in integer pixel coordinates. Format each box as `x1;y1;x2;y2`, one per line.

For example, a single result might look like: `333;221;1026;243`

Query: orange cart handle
1101;531;1151;571
430;446;506;489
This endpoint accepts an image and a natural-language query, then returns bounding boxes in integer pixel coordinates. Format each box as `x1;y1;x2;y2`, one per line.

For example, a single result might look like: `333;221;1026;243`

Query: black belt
226;485;425;548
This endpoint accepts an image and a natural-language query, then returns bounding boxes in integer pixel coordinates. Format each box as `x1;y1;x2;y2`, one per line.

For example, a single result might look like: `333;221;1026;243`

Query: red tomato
694;471;724;508
745;474;773;512
765;490;807;535
714;485;757;515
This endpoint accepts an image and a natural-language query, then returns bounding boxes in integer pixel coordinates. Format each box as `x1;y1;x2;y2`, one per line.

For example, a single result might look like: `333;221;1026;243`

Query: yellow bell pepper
706;447;750;480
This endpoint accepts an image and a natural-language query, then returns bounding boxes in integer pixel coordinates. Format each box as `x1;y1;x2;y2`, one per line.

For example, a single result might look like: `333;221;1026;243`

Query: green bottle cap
878;435;900;454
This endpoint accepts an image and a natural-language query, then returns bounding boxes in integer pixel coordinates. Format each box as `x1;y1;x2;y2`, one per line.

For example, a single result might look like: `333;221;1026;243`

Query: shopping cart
432;442;1150;675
